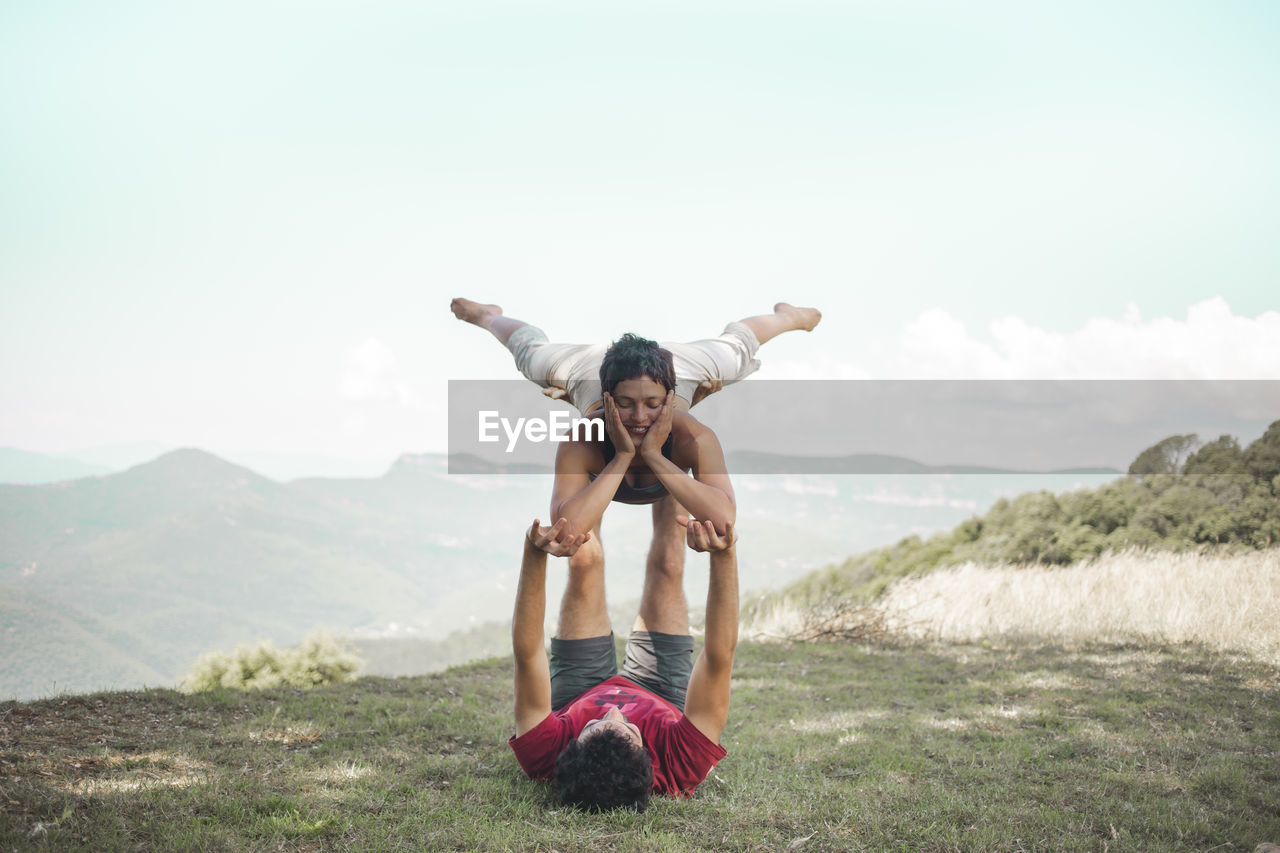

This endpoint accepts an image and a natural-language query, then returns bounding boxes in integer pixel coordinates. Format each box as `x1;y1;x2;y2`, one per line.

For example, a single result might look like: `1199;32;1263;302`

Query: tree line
765;419;1280;608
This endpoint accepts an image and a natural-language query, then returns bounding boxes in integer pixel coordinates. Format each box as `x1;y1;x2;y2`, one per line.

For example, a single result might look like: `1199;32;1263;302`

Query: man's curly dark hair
599;333;676;397
553;729;653;812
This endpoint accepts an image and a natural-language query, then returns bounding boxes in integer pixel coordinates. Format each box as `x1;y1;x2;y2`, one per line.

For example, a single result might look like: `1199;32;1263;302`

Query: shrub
181;630;362;693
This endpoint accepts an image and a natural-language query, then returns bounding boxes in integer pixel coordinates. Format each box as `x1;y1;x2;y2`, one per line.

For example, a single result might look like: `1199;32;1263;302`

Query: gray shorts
550;631;695;712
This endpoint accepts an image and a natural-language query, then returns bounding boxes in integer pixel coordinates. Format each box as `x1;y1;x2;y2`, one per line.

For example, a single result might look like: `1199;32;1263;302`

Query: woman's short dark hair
553;729;653;812
599;333;676;397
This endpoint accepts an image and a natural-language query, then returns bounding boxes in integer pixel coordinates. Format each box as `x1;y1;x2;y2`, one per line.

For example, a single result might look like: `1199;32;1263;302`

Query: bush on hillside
751;420;1280;617
181;630;362;693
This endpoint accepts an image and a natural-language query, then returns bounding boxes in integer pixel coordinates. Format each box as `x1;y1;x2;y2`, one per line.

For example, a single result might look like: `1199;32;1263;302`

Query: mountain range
0;447;1119;701
0;449;555;700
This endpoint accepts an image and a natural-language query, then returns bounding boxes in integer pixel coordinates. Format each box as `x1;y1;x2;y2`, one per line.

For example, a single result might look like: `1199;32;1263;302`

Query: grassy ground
2;640;1278;852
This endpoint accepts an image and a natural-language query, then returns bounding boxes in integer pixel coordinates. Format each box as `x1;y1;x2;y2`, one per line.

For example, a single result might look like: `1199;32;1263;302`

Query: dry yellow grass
748;549;1280;663
877;548;1280;662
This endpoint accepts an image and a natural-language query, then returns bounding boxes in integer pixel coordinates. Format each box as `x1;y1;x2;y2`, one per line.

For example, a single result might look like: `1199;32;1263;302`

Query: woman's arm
643;434;736;534
548;395;636;537
639;400;736;534
549;442;627;537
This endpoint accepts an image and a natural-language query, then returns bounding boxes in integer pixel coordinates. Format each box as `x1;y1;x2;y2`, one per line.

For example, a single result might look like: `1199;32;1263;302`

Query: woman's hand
527;518;591;558
676;516;735;552
639;390;675;458
603;393;635;456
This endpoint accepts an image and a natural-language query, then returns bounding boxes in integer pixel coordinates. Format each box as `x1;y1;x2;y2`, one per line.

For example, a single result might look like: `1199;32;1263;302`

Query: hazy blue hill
0;449;552;700
443;452;554;474
61;441;174;471
725;450;1123;475
217;450;391;481
0;448;326;563
0;446;1124;701
0;448;111;485
0;584;169;696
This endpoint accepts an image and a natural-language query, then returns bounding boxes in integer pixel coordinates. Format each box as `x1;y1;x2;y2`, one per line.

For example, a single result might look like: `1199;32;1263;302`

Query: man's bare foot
451;298;504;327
774;302;822;331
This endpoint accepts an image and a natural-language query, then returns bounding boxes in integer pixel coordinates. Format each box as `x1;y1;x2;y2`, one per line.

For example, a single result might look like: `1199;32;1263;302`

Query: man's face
577;706;642;749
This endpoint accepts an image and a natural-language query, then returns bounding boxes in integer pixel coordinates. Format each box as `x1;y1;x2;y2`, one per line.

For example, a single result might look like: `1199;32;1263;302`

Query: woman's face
610;376;668;442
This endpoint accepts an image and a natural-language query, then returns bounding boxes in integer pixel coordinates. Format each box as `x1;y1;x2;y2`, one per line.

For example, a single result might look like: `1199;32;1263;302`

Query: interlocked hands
675;516;736;552
526;518;591;558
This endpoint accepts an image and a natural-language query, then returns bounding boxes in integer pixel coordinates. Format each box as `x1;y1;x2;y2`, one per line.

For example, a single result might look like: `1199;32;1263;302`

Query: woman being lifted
451;299;821;601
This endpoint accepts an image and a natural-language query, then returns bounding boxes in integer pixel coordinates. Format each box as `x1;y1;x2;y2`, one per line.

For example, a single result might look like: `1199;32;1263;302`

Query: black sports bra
588;432;677;505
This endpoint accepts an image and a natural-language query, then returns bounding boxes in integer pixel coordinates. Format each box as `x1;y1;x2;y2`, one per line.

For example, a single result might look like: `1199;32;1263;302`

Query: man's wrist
710;539;737;558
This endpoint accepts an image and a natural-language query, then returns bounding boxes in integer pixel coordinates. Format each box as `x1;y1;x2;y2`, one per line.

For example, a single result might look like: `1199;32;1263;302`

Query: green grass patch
2;642;1277;851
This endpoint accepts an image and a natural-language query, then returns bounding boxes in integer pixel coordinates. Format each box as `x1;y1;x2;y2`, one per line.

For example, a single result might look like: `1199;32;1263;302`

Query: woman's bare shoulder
670;413;722;468
672;411;718;438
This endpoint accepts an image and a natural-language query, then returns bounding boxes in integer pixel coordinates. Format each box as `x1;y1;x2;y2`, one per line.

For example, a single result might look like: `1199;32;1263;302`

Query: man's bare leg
736;302;822;346
556;526;613;639
633;495;690;635
451;297;529;347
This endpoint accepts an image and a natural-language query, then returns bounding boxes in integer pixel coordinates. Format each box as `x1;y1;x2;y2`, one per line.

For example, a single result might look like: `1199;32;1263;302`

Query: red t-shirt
508;675;727;798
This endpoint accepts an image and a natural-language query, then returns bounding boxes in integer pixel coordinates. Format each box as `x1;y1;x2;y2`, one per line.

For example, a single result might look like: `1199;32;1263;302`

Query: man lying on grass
509;515;738;811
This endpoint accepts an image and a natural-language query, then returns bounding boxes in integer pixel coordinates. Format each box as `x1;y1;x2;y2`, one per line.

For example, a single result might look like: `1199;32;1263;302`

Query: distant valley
0;448;1117;700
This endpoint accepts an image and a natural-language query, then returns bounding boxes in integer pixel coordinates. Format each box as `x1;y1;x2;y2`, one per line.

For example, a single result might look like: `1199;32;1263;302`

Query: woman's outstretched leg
452;296;823;410
450;297;530;347
735;302;822;346
682;302;822;406
453;297;590;404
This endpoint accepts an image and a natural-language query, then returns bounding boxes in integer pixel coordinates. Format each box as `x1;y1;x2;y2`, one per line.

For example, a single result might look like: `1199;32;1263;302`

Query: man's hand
602;393;636;456
676;516;736;552
638;390;675;458
540;386;568;401
691;378;723;407
527;518;591;558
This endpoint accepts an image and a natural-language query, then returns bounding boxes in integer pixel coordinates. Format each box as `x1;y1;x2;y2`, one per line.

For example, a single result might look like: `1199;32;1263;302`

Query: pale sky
2;1;1277;463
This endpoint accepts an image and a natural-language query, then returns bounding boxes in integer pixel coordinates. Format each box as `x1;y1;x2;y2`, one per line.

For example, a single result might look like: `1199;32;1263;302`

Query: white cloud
338;339;426;408
774;298;1280;379
902;297;1280;378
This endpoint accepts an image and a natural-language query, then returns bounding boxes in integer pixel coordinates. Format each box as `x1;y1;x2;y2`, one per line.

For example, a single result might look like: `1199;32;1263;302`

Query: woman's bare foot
773;302;822;331
451;298;504;327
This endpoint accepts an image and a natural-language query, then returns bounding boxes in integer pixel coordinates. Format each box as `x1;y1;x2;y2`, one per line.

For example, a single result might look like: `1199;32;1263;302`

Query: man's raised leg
634;495;690;635
547;526;620;712
556;526;612;640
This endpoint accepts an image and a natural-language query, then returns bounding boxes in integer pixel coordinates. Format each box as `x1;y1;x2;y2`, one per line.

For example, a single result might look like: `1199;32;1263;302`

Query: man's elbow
512;626;542;663
512;641;542;667
704;637;738;671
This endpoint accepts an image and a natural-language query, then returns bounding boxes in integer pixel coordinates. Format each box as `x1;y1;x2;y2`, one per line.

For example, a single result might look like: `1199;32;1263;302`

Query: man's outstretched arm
512;519;589;737
681;519;739;744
